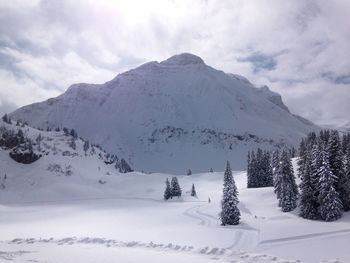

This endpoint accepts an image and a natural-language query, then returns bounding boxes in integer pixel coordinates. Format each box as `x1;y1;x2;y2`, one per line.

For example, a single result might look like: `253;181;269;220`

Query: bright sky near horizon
0;0;350;127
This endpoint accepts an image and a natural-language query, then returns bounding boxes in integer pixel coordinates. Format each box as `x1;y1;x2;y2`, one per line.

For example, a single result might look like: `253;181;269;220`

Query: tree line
246;129;350;222
298;130;350;221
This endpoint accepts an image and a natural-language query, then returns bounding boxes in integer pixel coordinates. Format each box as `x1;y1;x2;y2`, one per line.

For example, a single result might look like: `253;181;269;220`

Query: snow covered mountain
10;53;318;173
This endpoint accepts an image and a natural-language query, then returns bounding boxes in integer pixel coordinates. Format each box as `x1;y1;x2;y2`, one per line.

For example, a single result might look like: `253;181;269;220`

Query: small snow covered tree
220;161;240;225
317;148;343;221
83;140;90;153
191;183;197;197
70;129;78;139
187;169;192;176
170;176;182;198
2;113;8;123
117;158;133;173
63;127;69;136
164;178;172;200
69;137;76;150
247;151;258;188
279;151;298;212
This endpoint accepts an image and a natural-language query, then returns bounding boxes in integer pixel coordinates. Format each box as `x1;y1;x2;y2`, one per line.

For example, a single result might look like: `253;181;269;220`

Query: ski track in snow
182;203;260;252
1;237;307;263
258;228;350;246
183;204;213;227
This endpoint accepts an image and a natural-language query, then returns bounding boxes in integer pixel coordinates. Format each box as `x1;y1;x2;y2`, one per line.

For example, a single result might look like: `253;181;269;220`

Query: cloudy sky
0;0;349;126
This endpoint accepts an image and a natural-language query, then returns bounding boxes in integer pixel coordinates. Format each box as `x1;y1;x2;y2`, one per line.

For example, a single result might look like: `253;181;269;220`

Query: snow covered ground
1;169;350;262
0;123;349;262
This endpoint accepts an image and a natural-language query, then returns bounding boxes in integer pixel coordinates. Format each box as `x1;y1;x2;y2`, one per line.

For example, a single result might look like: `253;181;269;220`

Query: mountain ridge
10;53;319;173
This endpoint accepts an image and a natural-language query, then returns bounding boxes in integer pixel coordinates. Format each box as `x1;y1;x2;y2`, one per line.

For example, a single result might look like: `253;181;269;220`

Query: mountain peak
161;53;204;66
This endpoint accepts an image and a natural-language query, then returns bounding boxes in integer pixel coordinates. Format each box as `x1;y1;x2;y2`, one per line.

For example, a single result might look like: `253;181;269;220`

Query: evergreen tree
328;130;350;211
164;178;172;200
272;150;280;173
69;137;76;150
210;168;214;173
273;151;282;203
297;139;307;178
187;169;192;176
342;133;350;154
70;129;78;139
247;151;258;188
220;161;240;225
247;149;273;188
263;151;273;186
170;176;182;198
299;147;319;219
190;183;197;197
83;140;90;153
247;151;252;187
63;127;69;136
2;113;8;123
317;148;343;221
289;147;296;158
279;151;298;212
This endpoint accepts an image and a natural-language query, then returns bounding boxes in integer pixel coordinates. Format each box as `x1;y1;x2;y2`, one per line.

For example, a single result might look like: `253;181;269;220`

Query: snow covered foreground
1;162;350;262
0;123;348;263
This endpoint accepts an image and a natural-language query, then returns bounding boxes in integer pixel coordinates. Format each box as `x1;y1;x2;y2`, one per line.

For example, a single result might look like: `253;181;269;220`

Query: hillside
10;53;319;173
0;121;348;262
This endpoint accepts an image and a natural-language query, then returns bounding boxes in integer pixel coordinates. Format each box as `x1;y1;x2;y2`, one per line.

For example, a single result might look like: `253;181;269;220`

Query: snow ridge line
7;237;303;263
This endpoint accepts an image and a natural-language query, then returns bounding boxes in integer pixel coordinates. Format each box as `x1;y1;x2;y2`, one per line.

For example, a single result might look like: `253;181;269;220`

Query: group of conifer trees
298;130;350;221
163;177;182;200
247;148;273;188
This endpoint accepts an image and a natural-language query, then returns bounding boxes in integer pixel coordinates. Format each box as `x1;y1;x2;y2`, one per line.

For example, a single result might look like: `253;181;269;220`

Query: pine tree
247;151;252;187
342;133;350;154
187;169;192;176
69;137;76;150
273;151;282;203
328;130;350;211
164;178;172;200
317;148;343;221
247;151;258;188
83;140;90;153
220;161;240;225
2;113;8;123
342;146;350;211
272;150;280;173
170;176;182;198
263;151;273;187
70;129;78;139
279;151;298;212
63;127;69;136
299;148;319;219
210;168;214;173
190;183;197;197
297;139;306;178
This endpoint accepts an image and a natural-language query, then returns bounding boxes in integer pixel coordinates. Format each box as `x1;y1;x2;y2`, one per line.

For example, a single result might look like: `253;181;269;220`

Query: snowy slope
0;123;349;263
10;53;319;173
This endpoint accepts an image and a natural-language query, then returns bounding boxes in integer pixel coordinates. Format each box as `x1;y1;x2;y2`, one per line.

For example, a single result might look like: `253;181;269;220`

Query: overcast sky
0;0;349;126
